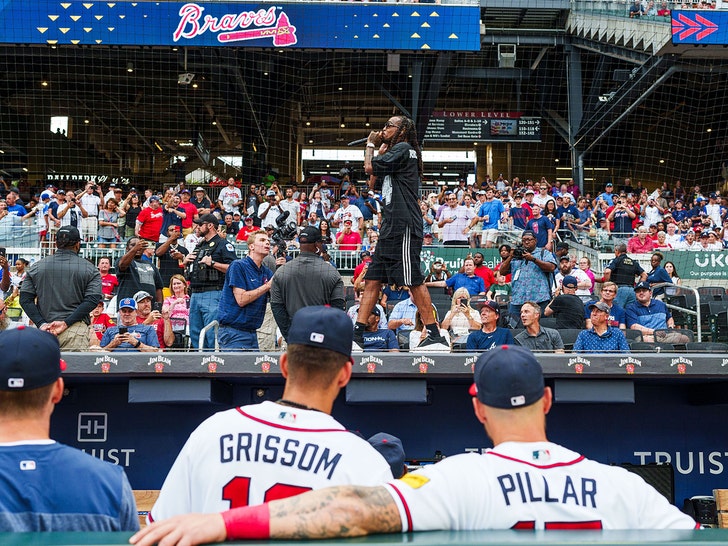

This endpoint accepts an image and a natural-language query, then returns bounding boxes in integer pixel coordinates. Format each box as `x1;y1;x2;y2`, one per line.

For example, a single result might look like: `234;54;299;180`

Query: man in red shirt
98;256;118;302
335;219;362;251
135;196;163;242
472;252;495;290
177;189;198;237
235;216;258;242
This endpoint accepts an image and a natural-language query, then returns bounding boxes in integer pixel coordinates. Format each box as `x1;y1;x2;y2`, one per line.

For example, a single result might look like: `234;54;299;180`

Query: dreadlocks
390;116;424;179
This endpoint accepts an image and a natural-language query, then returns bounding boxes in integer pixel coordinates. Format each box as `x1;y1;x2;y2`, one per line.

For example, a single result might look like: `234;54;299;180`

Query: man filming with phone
100;297;159;352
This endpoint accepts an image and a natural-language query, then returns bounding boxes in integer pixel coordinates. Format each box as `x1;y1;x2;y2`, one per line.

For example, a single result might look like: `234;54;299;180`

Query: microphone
347;137;369;147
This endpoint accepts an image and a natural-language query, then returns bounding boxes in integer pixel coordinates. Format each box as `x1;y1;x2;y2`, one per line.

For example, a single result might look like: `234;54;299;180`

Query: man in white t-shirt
217;178;243;214
331;194;364;231
132;345;696;546
147;306;392;522
278;187;301;226
79;182;103;241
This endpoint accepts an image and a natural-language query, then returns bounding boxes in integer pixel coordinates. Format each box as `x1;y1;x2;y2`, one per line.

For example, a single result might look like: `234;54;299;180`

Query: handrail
657;282;702;343
199;320;219;351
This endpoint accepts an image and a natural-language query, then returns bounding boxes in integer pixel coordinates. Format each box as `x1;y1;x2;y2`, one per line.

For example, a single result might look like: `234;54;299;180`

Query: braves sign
174;4;298;47
671;11;724;44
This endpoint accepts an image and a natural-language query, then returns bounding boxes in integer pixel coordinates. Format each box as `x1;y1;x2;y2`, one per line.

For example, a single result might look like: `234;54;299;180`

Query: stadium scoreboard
425;112;541;143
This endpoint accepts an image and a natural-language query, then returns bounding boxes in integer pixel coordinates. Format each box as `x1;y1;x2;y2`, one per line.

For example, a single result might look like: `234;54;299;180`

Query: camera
270;210;298;259
512;244;525;260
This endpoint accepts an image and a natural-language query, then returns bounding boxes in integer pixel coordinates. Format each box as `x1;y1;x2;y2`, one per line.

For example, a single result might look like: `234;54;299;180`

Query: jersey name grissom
150;401;392;521
385;441;698;531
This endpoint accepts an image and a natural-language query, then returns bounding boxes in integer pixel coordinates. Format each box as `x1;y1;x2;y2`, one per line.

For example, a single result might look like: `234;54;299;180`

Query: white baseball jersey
150;401;392;521
385;441;697;531
218;187;242;213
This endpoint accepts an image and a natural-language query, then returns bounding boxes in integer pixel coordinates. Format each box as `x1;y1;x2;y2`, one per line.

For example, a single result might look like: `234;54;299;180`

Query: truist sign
174;4;298;47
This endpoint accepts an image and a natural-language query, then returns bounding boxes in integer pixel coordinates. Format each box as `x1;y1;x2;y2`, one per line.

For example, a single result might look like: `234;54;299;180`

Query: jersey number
512;520;603;530
222;476;312;509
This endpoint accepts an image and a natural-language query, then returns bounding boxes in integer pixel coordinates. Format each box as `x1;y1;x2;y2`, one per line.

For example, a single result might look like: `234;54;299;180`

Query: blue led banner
671;10;728;45
0;1;481;51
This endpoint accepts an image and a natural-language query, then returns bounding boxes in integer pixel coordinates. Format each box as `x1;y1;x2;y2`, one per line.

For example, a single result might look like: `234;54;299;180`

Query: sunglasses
384;121;401;129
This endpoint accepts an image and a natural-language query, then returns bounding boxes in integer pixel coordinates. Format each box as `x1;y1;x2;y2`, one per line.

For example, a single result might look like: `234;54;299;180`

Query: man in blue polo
425;257;485;296
573;301;629;353
626;281;685;343
468;187;504;249
217;230;274;350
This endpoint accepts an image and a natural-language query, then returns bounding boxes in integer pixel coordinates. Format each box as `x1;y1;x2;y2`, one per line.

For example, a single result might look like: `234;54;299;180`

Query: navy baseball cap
634;281;652;292
370;306;381;317
368;433;406;479
469;345;544;409
119;297;137;310
148;195;160;202
562;275;578;288
298;226;322;244
287;306;353;359
0;327;65;391
481;300;500;315
56;225;81;245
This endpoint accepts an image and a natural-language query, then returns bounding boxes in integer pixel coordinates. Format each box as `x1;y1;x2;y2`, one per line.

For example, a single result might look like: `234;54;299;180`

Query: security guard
600;242;647;310
183;213;238;348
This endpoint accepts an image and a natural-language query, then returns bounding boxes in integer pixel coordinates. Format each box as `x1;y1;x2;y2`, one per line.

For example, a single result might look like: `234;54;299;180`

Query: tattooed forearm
269;485;401;539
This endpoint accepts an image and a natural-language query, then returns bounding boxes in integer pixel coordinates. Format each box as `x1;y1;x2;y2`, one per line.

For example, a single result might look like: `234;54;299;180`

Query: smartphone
118;326;128;335
152;302;163;313
0;247;6;257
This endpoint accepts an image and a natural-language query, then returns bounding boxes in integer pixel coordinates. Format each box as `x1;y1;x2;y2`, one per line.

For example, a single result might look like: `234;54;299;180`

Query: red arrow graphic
218;12;297;47
672;13;718;42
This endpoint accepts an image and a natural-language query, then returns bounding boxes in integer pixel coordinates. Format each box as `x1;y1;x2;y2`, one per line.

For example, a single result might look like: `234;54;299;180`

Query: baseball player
148;306;392;522
133;345;697;546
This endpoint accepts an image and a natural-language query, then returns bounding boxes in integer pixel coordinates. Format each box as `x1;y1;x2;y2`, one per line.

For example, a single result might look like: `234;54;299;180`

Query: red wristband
223;504;271;541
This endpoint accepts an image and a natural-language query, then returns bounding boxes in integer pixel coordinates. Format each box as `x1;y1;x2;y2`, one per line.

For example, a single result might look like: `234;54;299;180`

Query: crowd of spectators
1;173;726;353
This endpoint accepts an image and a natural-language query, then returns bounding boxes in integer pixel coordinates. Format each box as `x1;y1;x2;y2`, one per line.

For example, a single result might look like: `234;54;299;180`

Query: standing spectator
554;255;591;297
121;191;143;240
363;307;399;351
279;187;301;226
642;197;665;228
98;256;118;302
217;230;274;350
425;257;485;296
97;198;123;248
543;275;586;329
116;237;164;307
514;300;564;352
508;193;531;230
191;187;212;217
217;177;243;215
56;190;88;229
524;203;553;250
0;328;138;531
532;182;555;208
584;282;626;330
465;301;514;351
578;256;596;294
148;306;392;522
160;194;187;242
573;302;630;353
270;226;345;341
438;193;474;246
100;297;160;352
177;189;198;237
499;230;556;322
155;226;189;286
3;188;26;217
596;182;616;205
646;252;672;298
332;194;364;232
472;252;496;290
79;182;103;242
664;261;681;285
468;187;504;249
553;193;579;241
135;195;164;243
19;226;101;350
335;219;362;251
183;214;238;349
601;243;647;309
258;190;283;230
